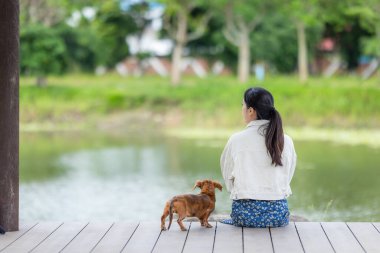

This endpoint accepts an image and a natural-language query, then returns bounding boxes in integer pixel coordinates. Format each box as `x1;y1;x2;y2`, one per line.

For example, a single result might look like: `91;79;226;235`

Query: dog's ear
213;181;223;191
192;180;203;190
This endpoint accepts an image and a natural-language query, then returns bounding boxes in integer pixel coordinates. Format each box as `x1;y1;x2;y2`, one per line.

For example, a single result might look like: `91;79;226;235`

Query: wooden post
0;0;19;231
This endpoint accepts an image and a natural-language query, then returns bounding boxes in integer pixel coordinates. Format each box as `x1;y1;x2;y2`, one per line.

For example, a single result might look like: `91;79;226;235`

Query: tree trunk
238;27;250;83
171;43;184;86
376;24;380;64
297;21;308;83
0;0;19;232
171;10;188;86
37;76;47;87
135;33;144;77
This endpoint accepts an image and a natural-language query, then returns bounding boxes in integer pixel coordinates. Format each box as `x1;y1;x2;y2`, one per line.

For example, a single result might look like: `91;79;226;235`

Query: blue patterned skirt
220;199;290;228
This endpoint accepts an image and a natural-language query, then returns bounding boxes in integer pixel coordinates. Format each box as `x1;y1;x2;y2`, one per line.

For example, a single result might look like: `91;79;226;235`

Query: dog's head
192;179;223;193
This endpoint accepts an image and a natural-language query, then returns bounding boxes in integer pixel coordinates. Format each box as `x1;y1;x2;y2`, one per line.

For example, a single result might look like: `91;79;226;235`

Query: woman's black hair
243;87;284;166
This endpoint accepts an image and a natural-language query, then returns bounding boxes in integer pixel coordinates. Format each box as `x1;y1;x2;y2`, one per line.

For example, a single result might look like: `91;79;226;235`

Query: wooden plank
347;222;380;253
321;222;364;253
31;222;88;253
61;222;113;253
0;222;37;251
295;222;334;253
270;222;304;253
92;222;139;253
152;221;190;253
122;222;162;253
182;222;216;253
213;222;243;253
2;222;62;253
373;223;380;233
243;227;273;253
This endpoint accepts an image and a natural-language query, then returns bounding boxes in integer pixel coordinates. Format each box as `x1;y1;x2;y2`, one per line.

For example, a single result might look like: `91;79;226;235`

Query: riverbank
165;126;380;149
20;74;380;129
20;74;380;148
20;117;380;149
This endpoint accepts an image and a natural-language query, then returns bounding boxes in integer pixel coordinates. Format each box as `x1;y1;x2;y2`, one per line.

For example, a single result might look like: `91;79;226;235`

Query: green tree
20;25;66;86
20;0;100;27
250;14;299;73
20;0;104;77
20;0;66;27
57;25;99;72
94;1;135;67
320;0;376;70
346;0;380;59
94;1;152;68
188;11;300;74
124;1;153;75
186;13;236;66
281;0;322;82
158;0;211;86
212;0;274;83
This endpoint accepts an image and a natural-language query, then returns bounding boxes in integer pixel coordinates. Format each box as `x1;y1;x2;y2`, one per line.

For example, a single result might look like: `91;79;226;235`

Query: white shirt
220;120;297;200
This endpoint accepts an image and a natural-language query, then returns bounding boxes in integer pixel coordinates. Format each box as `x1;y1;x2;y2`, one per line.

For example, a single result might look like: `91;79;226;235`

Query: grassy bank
20;74;380;130
165;127;380;148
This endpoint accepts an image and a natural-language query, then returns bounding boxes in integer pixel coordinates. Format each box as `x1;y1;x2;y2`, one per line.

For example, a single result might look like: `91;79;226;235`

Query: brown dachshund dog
160;179;222;231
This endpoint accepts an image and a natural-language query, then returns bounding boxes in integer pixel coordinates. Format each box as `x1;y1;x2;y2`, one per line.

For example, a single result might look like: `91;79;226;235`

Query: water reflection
20;131;380;222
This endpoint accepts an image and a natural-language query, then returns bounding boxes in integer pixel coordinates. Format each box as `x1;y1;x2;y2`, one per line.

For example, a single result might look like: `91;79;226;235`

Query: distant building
358;56;379;79
116;57;232;77
313;37;345;77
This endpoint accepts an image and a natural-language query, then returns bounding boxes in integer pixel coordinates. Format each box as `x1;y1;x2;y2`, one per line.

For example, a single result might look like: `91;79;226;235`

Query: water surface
20;130;380;222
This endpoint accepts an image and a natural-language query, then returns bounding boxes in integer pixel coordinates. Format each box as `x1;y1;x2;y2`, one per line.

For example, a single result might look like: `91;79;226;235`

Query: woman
220;87;296;228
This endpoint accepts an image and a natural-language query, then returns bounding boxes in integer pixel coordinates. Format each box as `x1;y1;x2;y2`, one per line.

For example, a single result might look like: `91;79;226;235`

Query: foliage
250;14;298;73
57;25;99;72
345;1;380;58
320;0;380;66
93;1;135;67
20;25;67;76
188;7;322;73
18;0;380;75
20;0;67;27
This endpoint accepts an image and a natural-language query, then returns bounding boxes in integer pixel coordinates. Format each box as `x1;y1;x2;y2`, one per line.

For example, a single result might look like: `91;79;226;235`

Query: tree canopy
19;0;380;82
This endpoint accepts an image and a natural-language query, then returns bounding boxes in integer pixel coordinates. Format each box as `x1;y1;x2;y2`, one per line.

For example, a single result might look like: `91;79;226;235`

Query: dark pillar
0;0;19;231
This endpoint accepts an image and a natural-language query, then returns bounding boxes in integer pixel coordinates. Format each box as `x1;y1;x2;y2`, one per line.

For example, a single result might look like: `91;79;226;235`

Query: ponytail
244;87;284;166
265;108;284;166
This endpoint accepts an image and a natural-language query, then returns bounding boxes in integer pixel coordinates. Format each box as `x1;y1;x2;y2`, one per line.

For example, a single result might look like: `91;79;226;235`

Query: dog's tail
0;225;5;235
167;199;175;230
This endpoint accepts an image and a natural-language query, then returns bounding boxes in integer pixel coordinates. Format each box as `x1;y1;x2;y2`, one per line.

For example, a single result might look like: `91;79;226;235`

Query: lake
20;129;380;222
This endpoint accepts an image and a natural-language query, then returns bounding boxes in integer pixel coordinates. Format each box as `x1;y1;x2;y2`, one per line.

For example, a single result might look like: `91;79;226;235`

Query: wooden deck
0;222;379;253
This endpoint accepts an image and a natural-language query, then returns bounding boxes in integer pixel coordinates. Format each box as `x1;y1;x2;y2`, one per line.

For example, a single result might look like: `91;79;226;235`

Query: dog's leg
177;216;187;231
202;217;212;228
198;215;206;226
204;211;213;228
160;202;170;231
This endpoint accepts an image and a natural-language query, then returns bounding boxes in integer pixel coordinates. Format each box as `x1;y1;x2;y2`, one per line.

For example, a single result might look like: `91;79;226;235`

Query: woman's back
221;119;296;200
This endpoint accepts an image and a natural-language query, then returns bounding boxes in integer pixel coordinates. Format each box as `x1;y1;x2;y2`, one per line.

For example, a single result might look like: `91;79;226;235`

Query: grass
20;73;380;130
164;127;380;148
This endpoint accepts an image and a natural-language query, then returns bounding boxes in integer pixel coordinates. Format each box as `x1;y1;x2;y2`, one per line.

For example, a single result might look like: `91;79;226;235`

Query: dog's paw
161;227;167;231
206;224;213;228
181;227;187;231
